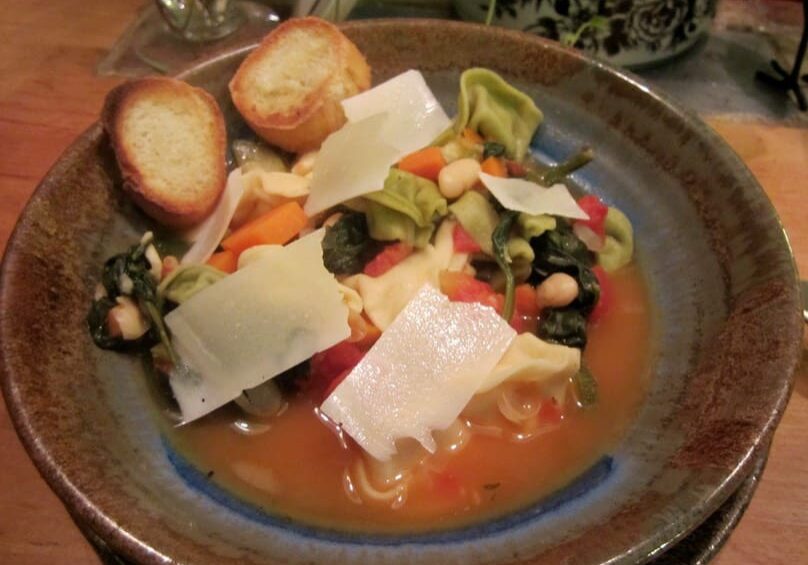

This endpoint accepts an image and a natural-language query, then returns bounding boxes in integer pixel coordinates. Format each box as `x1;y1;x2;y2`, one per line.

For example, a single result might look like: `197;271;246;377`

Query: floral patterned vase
454;0;716;68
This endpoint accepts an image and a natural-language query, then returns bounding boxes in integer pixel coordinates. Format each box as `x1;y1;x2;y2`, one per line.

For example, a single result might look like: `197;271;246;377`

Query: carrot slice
206;250;238;274
481;156;507;177
461;128;484;144
221;201;307;256
397;146;446;181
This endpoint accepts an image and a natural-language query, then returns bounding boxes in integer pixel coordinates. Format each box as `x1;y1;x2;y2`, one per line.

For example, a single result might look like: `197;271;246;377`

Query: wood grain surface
0;1;805;563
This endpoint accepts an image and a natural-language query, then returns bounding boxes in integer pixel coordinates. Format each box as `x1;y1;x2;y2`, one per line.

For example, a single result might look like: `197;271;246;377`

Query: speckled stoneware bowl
0;19;802;565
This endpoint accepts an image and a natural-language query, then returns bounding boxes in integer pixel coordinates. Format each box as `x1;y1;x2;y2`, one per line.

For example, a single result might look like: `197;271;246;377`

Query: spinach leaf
87;234;176;362
537;308;588;348
87;296;124;350
531;221;601;348
526;146;594;187
322;212;383;276
483;141;506;159
530;221;599;314
492;210;518;321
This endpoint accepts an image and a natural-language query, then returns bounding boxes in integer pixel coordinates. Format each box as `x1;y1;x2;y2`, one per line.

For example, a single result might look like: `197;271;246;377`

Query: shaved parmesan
166;229;350;422
304;113;399;216
341;70;451;160
479;173;589;220
321;285;515;461
181;169;245;265
305;71;452;216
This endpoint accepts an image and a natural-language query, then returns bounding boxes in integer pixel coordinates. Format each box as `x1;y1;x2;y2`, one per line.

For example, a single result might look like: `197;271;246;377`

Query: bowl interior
0;19;801;565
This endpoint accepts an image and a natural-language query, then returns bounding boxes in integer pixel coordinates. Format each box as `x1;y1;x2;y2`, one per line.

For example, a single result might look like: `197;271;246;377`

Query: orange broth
167;264;652;532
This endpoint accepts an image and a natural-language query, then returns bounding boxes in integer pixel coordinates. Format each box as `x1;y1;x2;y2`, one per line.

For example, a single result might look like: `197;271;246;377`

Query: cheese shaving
341;69;451;160
166;229;350;422
321;284;515;461
479;173;589;220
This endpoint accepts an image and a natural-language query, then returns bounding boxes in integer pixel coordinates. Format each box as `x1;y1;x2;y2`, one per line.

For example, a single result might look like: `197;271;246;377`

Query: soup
87;19;651;536
167;265;651;532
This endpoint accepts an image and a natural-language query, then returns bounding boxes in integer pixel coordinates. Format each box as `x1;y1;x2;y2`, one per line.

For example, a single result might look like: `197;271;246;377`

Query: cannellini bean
107;296;149;340
536;273;579;308
438;158;481;199
291;150;318;177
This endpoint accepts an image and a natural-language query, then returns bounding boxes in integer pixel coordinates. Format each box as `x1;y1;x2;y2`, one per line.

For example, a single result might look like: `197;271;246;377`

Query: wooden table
0;1;805;563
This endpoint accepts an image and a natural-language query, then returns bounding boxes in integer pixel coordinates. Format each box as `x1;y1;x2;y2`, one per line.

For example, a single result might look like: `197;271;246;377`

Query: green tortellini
448;191;499;255
517;213;556;240
597;207;634;272
364;169;448;248
507;237;535;282
158;265;226;305
451;68;543;161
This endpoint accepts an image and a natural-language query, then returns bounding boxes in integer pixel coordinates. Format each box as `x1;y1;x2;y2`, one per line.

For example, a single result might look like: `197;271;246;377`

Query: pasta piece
476;333;581;404
231;170;309;228
518;212;556;239
597;207;634;272
364;169;448;248
342;220;468;330
447;68;543;160
448;190;499;256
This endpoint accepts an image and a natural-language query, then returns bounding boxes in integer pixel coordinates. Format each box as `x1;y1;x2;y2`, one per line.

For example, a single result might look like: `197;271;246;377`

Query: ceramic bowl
0;19;801;565
454;0;717;68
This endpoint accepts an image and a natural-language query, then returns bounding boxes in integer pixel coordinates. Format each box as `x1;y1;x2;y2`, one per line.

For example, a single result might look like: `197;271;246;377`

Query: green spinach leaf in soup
322;212;384;276
87;234;175;361
537;308;588;349
530;221;601;348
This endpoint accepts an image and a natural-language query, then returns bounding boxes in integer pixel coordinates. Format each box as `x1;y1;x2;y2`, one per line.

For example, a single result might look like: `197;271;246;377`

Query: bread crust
229;17;371;153
102;77;227;228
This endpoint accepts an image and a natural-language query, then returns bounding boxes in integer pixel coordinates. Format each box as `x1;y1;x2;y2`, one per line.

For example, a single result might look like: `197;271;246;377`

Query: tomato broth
167;265;652;532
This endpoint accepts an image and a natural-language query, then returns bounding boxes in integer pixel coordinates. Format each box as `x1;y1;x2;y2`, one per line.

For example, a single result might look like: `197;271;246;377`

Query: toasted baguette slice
229;17;371;153
102;77;227;228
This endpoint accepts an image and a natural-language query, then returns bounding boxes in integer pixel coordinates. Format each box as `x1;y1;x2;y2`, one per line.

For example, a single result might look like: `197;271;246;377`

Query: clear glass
155;0;245;42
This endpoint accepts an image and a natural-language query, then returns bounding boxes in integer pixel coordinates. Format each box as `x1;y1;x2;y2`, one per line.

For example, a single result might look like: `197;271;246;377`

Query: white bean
438;158;481;199
536;273;579;308
107;296;149;340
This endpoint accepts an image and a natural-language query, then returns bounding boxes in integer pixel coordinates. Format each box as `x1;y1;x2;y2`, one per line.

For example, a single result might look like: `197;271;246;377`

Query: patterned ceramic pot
454;0;717;68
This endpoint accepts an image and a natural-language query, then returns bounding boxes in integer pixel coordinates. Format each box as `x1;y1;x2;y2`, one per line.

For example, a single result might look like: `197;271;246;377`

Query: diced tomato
363;242;413;277
514;284;540;317
509;283;539;333
589;266;612;324
505;160;527;177
538;397;564;424
452;223;481;253
575;195;609;238
439;271;503;312
309;341;365;400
